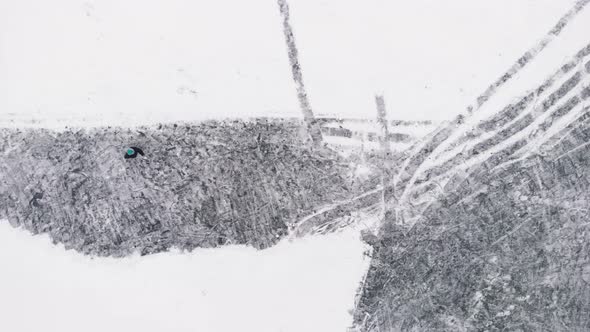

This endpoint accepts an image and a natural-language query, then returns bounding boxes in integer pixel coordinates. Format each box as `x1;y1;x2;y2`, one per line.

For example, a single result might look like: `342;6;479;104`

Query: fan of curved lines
397;46;590;222
292;0;590;235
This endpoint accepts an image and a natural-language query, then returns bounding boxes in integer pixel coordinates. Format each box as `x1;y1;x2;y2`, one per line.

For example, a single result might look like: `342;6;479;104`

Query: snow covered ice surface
0;221;371;332
0;0;579;127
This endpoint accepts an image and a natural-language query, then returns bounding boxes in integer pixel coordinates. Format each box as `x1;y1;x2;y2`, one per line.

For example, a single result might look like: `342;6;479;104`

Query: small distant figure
29;192;43;207
125;147;145;159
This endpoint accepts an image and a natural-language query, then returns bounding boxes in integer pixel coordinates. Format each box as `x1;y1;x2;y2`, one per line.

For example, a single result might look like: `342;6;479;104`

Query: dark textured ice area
0;119;355;256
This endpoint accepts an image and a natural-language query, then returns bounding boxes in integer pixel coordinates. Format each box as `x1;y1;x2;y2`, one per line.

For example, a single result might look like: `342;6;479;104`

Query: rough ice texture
352;6;590;327
353;51;590;330
354;108;590;331
0;119;356;256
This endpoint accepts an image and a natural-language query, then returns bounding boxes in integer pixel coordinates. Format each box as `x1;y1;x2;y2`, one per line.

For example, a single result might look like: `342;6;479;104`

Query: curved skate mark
288;186;384;238
397;0;590;205
473;0;590;110
418;69;587;181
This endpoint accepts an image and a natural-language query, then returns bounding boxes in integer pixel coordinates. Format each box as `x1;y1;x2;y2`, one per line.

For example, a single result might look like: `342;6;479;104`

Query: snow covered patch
0;0;577;127
0;221;370;332
353;164;373;179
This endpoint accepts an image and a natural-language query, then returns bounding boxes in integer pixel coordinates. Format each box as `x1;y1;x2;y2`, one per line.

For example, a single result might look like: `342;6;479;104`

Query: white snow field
0;221;371;332
0;0;585;331
0;0;578;128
